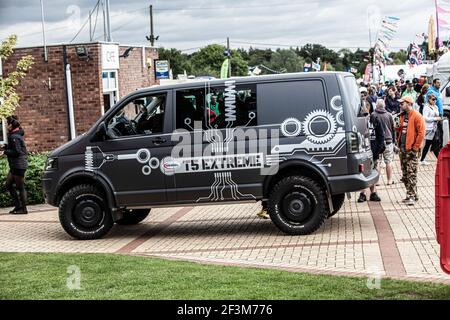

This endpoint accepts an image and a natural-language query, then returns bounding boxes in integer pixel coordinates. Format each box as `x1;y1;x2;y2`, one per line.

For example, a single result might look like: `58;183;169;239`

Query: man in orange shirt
397;96;426;206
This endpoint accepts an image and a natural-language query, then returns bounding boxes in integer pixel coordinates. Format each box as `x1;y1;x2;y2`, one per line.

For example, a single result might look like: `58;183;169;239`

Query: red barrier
436;142;450;274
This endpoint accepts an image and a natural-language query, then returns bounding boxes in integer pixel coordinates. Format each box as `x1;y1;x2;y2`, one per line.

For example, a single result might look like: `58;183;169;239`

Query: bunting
436;0;450;47
373;16;400;68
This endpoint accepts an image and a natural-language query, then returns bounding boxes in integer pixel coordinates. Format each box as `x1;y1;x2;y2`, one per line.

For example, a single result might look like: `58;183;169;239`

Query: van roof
136;71;353;94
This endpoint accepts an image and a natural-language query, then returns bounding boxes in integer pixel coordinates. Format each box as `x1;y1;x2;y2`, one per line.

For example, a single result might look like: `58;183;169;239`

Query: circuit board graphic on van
43;72;378;240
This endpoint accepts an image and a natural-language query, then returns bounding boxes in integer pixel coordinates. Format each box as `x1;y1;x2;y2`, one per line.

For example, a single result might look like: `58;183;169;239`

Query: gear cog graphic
330;95;343;111
303;110;338;144
280;117;302;137
330;96;345;126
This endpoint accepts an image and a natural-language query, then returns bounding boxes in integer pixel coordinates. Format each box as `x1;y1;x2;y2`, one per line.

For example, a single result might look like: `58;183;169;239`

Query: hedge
0;154;47;208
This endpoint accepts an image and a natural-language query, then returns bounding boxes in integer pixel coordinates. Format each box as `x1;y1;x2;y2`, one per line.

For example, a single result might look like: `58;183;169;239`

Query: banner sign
220;59;229;79
155;60;170;80
102;44;119;70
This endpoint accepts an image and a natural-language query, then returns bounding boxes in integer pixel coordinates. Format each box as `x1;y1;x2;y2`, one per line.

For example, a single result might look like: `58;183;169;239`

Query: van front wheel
268;176;328;235
116;209;151;225
59;184;113;240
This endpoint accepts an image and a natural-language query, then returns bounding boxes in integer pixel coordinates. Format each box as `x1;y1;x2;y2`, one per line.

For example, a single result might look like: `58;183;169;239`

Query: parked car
43;72;378;239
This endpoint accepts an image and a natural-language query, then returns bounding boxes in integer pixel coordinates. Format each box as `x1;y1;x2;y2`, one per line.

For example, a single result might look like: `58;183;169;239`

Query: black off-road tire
59;184;114;240
116;209;151;225
327;194;346;218
268;176;329;235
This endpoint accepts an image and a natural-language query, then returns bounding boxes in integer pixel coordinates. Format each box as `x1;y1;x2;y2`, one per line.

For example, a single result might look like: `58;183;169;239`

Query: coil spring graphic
85;147;94;171
224;80;237;122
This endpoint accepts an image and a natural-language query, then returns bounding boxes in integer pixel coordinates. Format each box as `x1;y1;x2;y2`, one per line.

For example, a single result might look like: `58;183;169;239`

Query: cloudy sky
0;0;441;52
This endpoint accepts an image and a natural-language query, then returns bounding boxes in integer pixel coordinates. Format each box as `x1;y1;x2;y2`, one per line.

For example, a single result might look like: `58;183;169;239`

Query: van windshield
343;76;361;117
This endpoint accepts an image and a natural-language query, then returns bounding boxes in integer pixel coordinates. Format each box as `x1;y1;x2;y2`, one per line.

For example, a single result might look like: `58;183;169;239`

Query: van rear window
257;80;327;125
343;76;361;117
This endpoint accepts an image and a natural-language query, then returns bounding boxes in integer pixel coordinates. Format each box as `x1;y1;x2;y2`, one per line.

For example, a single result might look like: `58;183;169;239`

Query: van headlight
45;157;58;171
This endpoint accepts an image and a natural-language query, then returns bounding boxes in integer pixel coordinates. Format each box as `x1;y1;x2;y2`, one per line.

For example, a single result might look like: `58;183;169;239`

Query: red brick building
0;42;158;152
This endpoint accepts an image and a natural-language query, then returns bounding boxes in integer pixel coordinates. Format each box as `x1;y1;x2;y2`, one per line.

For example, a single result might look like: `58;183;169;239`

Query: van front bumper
328;170;379;195
42;176;57;207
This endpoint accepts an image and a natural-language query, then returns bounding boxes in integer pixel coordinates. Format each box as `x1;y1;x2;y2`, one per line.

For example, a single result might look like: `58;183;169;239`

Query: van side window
208;84;257;129
257;80;327;125
106;93;166;138
176;89;207;131
176;85;257;131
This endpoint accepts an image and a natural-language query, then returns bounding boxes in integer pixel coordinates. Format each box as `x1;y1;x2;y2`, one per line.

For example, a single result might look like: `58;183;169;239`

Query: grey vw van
43;72;378;240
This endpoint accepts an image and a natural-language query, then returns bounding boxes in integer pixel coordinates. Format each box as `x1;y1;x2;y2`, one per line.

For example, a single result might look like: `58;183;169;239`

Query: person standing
2;116;28;214
367;87;378;109
426;79;443;116
359;87;373;116
372;99;396;185
420;93;443;165
396;96;425;206
358;105;385;203
402;81;418;102
416;84;429;114
413;78;422;93
385;87;400;114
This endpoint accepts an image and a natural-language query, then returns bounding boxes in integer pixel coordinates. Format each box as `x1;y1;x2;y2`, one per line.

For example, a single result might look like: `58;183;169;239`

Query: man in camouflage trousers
396;96;425;206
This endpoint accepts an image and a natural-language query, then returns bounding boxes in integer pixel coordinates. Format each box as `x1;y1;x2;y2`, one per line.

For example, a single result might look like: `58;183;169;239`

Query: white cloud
0;0;441;52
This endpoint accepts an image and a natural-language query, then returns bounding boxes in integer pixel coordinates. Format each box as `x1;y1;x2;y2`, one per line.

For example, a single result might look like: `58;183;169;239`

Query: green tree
246;47;273;68
267;49;305;73
189;44;248;78
0;35;34;118
299;44;339;64
389;50;408;65
157;47;192;77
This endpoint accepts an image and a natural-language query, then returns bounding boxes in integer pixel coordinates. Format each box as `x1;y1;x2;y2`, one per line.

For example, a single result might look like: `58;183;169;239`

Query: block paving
0;154;449;284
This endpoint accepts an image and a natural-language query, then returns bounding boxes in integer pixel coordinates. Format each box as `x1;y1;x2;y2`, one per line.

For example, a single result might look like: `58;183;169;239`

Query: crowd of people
358;77;446;206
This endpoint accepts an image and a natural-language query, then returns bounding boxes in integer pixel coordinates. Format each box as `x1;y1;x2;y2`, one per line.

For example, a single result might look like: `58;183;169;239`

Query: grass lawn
0;252;449;300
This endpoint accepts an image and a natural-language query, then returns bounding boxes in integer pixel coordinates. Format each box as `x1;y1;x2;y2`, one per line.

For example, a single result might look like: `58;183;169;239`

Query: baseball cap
398;96;414;104
359;87;368;93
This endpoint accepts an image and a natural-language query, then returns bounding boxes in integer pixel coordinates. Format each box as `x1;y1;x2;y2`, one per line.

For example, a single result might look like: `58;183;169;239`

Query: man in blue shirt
426;79;444;116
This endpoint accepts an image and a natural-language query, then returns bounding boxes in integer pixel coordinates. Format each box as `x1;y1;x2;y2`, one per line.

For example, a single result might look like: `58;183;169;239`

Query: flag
304;63;311;68
220;59;229;79
437;0;450;43
429;15;437;53
312;62;320;71
364;64;372;83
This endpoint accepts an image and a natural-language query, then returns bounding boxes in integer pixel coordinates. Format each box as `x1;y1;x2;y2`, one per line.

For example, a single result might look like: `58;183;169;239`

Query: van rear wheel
268;176;328;235
116;209;151;225
59;184;113;240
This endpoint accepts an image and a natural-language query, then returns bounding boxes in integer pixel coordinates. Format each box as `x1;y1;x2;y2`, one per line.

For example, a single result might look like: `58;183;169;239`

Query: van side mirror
92;122;107;141
446;87;450;97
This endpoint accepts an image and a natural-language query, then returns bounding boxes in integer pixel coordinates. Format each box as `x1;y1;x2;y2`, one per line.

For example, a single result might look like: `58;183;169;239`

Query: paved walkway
0;155;449;284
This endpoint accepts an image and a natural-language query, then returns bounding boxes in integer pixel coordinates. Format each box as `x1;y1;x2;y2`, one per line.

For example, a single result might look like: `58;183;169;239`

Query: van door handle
152;137;166;145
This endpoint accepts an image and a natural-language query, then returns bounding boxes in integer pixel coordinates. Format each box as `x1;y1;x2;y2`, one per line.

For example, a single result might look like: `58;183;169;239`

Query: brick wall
118;46;159;97
2;44;103;152
3;46;68;152
2;43;158;152
66;44;103;136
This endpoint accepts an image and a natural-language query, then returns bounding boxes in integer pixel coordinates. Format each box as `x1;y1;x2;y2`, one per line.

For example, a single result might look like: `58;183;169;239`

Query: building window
102;70;119;115
102;70;118;92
